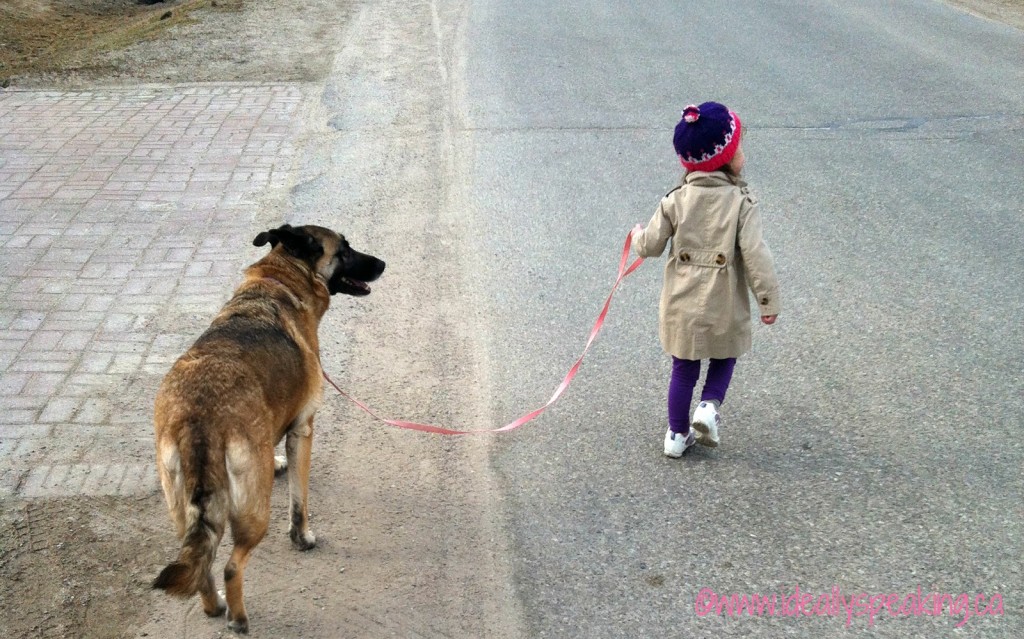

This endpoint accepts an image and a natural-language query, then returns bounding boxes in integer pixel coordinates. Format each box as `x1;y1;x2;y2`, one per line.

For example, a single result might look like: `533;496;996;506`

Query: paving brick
60;464;93;494
109;353;144;374
41;464;70;491
21;372;68;396
24;331;64;350
8;359;76;373
65;372;122;387
38;397;81;423
89;339;149;354
118;463;159;496
55;293;89;311
13;437;50;461
110;410;151;425
94;463;128;494
10;310;47;330
0;437;19;460
0;339;27;352
0;423;49;436
19;465;51;497
77;352;114;373
0;373;30;395
0;409;38;423
57;331;94;350
0;395;48;410
0;468;23;497
81;464;113;494
73;398;110;423
1;85;304;499
101;313;137;331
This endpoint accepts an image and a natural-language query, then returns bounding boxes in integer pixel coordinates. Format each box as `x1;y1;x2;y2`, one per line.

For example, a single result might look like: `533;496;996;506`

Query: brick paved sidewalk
0;84;305;498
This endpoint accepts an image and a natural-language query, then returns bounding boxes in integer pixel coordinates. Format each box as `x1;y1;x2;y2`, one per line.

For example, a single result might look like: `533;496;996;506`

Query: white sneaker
664;429;695;458
691;401;721;447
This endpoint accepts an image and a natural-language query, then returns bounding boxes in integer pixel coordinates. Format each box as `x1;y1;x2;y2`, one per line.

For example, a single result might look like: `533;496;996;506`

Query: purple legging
668;357;736;434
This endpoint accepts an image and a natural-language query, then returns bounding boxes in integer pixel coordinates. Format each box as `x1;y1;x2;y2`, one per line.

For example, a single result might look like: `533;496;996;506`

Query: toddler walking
632;102;780;457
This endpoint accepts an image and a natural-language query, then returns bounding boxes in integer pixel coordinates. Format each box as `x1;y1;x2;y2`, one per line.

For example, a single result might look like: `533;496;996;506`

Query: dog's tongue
348;278;370;293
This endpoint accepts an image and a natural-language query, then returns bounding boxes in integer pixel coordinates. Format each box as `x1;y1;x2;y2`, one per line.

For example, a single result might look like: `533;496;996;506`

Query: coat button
680;253;690;262
715;253;726;265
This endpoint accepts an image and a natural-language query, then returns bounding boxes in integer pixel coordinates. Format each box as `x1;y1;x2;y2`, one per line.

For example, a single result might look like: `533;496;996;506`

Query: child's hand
761;315;777;325
631;223;643;239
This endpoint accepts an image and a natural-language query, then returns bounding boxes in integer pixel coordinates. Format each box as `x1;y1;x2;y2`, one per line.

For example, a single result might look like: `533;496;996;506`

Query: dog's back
153;279;314;575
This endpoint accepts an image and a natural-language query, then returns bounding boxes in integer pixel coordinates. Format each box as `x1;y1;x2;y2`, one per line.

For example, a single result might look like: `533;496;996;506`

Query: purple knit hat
672;102;742;172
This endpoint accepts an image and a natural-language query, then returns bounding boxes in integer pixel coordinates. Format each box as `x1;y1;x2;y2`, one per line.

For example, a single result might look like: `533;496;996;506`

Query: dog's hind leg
196;491;228;617
223;514;268;634
285;416;316;551
223;442;273;634
199;567;227;617
155;439;226;617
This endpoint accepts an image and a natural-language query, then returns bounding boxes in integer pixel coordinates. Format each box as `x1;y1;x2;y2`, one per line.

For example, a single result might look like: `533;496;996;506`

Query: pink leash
322;229;644;435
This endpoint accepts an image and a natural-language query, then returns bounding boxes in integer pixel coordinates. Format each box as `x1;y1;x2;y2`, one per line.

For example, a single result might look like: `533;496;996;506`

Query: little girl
632;102;780;457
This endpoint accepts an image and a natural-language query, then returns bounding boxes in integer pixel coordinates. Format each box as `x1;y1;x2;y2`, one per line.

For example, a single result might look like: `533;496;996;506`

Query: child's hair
684;162;741;182
716;163;739;177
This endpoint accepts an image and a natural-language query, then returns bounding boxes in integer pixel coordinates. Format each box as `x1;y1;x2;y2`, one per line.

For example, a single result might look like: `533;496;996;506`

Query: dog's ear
253;225;323;262
253;223;294;248
253;231;278;247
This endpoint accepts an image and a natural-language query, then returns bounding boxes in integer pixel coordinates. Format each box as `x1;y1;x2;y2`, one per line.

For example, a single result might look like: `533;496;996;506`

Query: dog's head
253;224;385;296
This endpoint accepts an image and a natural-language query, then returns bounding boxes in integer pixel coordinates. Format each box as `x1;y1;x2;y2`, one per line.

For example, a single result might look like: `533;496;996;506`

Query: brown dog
152;224;385;633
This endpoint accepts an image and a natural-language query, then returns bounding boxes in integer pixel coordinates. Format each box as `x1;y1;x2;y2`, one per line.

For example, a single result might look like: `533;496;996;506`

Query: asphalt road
456;1;1023;637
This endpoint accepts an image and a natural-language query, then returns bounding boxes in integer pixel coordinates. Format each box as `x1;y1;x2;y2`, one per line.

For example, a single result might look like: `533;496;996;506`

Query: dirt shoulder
0;496;170;639
1;0;353;88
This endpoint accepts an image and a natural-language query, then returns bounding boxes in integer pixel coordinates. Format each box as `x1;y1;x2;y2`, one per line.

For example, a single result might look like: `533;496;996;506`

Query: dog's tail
153;430;224;598
152;497;219;597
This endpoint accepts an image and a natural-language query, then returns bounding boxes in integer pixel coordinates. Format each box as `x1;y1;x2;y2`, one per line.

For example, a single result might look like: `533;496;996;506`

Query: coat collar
683;171;747;188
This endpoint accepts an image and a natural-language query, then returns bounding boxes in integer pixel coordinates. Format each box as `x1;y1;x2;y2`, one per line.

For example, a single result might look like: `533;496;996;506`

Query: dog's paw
227;616;249;634
203;591;227;617
273;455;287;476
289;526;317;551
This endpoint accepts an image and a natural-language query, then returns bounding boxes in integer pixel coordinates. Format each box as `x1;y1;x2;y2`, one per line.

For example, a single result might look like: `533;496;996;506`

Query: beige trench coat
633;171;780;360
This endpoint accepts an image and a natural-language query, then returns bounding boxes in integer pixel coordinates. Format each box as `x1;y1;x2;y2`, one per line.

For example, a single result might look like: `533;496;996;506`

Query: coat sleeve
633;198;675;258
737;198;781;316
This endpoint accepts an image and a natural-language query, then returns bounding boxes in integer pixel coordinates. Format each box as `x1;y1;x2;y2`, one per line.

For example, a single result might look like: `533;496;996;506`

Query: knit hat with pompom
672;102;742;172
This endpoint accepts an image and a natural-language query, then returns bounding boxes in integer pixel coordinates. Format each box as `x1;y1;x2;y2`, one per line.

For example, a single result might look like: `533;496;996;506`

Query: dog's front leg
285;417;316;550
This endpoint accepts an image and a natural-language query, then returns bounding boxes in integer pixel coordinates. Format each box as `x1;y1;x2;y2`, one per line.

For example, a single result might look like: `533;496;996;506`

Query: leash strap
322;229;644;435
